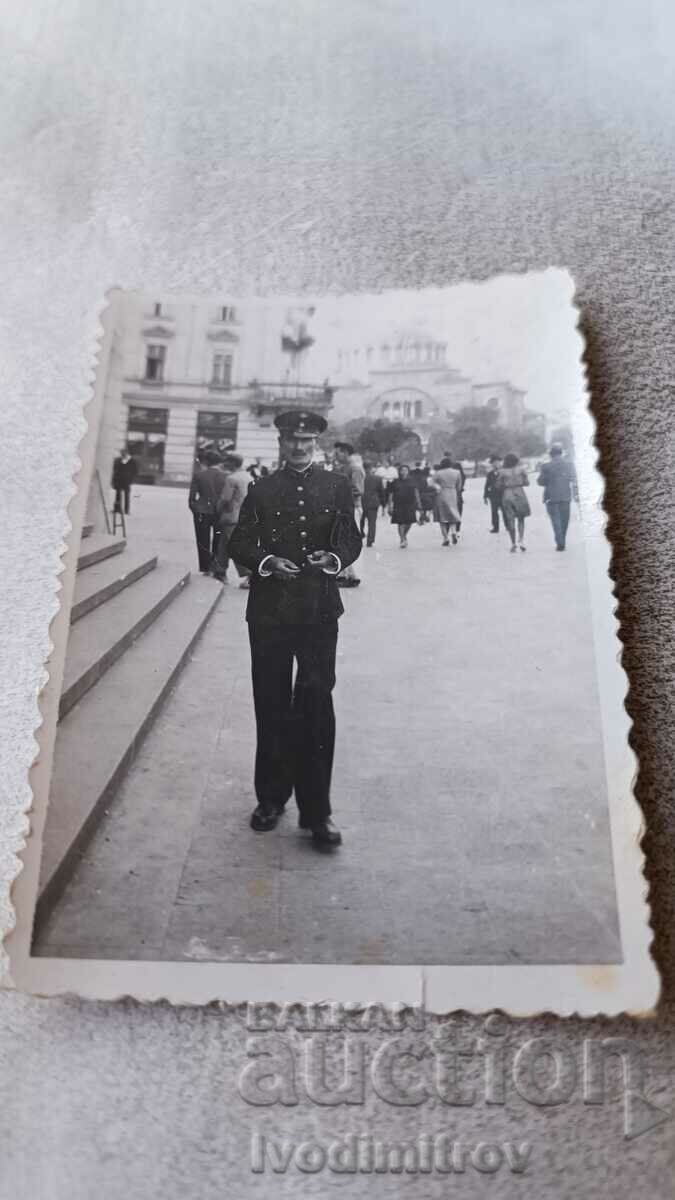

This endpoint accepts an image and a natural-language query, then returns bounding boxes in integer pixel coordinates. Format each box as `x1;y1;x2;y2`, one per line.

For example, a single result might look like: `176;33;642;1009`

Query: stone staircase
35;524;223;929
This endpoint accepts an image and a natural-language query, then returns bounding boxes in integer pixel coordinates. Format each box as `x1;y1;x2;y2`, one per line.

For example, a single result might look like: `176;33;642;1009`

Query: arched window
414;399;423;418
393;400;401;415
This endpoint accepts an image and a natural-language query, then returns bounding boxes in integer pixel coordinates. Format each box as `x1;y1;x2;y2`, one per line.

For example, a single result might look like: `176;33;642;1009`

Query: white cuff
258;555;275;577
322;553;342;575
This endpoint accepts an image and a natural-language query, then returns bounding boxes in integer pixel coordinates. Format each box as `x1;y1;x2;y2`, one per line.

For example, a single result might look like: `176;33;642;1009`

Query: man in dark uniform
111;446;138;514
229;411;362;848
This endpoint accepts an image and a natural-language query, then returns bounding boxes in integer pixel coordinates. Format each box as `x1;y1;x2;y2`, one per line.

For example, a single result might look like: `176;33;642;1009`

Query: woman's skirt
391;501;418;524
502;490;531;520
435;491;461;525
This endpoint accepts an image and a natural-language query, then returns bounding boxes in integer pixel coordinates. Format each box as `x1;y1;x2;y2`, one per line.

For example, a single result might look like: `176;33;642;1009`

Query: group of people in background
188;450;257;586
187;438;579;581
484;443;578;552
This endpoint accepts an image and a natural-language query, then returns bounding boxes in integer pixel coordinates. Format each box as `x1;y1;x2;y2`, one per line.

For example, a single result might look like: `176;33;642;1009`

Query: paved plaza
35;481;622;964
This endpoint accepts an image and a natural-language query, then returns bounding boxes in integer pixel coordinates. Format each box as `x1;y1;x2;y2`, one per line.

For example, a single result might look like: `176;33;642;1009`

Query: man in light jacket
213;453;254;584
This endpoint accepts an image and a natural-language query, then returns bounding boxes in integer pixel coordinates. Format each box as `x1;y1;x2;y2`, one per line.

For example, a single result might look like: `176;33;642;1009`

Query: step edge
59;569;191;719
71;555;158;624
34;585;223;926
77;540;126;571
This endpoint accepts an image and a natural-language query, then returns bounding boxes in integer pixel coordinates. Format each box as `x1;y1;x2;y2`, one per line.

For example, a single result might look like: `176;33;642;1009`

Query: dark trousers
489;496;501;531
547;500;571;548
114;486;131;514
192;512;218;572
213;524;249;578
248;622;338;824
360;506;379;545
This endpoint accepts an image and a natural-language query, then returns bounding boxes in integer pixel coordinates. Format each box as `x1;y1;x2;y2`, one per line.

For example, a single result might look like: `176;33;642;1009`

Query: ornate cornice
142;324;175;339
207;329;240;343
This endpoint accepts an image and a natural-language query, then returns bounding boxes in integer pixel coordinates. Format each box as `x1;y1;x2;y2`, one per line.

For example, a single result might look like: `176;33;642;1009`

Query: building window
382;400;390;416
126;405;168;479
393;400;401;416
144;343;166;382
196;411;238;456
366;346;373;365
381;344;390;364
414;399;423;419
403;401;412;419
153;301;162;317
220;305;236;323
211;353;233;387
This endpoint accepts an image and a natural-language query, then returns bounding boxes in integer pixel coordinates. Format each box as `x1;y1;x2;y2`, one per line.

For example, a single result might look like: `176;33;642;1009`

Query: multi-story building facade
101;294;333;485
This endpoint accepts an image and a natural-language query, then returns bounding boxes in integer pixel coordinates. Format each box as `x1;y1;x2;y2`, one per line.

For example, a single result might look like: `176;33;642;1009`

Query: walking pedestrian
333;441;362;587
537;442;578;551
212;453;254;585
447;457;466;530
188;449;226;574
228;410;362;848
388;464;421;547
430;457;462;545
111;446;138;515
483;454;504;532
499;452;531;552
360;461;386;546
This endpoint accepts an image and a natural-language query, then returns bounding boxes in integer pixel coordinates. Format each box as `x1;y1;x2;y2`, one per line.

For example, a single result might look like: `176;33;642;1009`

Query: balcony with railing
248;380;335;421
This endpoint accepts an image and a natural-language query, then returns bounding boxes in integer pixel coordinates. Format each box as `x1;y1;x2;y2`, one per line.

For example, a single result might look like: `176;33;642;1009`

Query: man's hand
267;556;301;579
305;551;336;573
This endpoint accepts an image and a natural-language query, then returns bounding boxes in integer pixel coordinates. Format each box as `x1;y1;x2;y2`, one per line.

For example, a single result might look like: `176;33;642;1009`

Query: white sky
280;271;583;418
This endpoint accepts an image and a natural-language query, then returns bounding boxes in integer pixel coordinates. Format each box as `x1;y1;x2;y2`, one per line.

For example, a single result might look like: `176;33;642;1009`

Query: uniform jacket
216;468;252;525
483;466;503;500
537;457;578;503
111;455;138;488
188;465;226;515
228;464;363;626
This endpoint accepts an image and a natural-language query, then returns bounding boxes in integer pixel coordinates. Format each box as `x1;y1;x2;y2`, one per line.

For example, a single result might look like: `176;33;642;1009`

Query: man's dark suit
228;464;362;824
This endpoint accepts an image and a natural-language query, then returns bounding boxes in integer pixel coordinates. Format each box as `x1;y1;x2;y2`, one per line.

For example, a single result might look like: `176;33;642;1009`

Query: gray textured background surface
1;0;675;1195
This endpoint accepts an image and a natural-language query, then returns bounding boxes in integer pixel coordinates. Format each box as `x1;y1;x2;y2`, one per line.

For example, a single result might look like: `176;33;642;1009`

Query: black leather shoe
250;804;282;832
309;819;342;849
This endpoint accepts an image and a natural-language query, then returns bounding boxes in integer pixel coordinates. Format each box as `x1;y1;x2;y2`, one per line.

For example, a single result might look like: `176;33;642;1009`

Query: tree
514;429;547;458
447;406;510;468
354;420;419;459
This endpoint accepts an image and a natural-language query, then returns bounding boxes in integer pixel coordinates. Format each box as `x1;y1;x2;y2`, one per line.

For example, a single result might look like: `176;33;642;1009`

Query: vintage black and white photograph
13;272;655;1011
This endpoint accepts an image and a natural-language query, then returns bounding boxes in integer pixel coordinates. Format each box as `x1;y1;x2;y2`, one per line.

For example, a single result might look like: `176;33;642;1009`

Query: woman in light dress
499;452;531;552
430;457;463;546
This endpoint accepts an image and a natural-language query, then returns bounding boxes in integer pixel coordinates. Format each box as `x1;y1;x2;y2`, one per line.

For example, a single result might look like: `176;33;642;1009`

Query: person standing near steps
228;411;362;850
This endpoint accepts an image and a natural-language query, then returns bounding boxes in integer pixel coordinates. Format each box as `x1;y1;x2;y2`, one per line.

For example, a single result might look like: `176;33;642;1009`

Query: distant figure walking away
499;453;531;552
483;454;503;532
431;457;462;546
448;458;466;530
388;464;421;548
537;443;578;551
189;450;226;574
111;447;138;515
409;462;429;521
213;453;253;585
361;462;386;546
